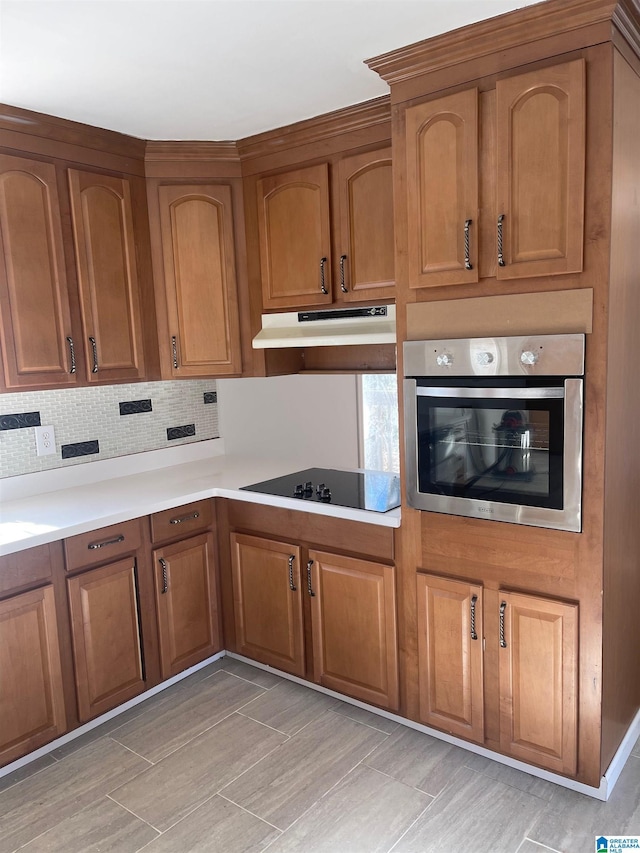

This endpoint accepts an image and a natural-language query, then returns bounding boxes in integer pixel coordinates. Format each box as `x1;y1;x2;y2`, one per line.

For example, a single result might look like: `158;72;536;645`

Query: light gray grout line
0;759;60;796
234;709;302;737
104;793;162;835
219;667;284;690
216;792;283;832
108;738;155;767
328;704;400;735
519;839;563;853
385;798;437;853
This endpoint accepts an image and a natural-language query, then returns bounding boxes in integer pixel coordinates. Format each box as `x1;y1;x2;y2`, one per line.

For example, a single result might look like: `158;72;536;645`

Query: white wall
216;374;360;469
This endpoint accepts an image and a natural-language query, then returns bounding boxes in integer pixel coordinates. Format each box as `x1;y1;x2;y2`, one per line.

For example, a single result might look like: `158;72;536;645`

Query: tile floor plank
364;726;469;796
110;671;265;762
17;797;159;852
0;739;151;853
238;680;341;735
221;659;285;688
463;752;557;801
517;841;563;853
265;765;432;853
528;754;640;853
221;710;387;830
141;794;280;853
109;713;287;832
391;766;547;853
0;755;57;794
331;701;400;735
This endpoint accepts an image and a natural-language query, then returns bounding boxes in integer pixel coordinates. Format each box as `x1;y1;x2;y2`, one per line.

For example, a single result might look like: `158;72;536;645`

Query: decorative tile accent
119;399;153;416
203;391;217;404
0;411;41;430
61;440;100;459
167;424;196;441
0;380;218;478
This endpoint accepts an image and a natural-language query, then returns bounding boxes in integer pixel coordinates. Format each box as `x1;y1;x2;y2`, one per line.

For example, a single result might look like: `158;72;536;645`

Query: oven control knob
476;351;494;366
436;352;453;368
520;350;539;366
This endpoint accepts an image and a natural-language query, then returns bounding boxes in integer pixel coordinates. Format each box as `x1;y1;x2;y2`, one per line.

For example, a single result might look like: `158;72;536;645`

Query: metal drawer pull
319;257;328;295
66;336;76;374
89;336;99;373
499;601;507;648
88;534;125;550
288;555;297;591
171;336;179;369
169;511;200;525
306;559;315;597
159;558;168;594
470;594;478;640
339;254;348;292
464;220;473;270
497;214;506;267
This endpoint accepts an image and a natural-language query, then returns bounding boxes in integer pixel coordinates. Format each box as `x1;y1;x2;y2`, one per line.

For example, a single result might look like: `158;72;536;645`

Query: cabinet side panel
601;50;640;774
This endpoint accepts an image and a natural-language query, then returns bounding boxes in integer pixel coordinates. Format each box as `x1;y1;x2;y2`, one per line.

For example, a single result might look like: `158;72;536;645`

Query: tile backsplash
0;380;219;478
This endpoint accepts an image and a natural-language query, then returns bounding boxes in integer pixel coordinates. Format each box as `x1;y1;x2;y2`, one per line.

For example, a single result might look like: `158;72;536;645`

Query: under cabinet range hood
252;305;396;349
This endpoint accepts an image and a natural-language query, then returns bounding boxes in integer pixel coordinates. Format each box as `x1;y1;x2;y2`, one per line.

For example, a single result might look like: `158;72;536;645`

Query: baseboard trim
4;649;637;802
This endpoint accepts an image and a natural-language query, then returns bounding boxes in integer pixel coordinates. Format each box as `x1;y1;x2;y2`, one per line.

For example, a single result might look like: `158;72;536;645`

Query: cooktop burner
240;468;401;514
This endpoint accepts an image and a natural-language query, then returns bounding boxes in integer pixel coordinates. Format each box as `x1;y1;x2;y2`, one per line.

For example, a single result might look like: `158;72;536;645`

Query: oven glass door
415;384;565;510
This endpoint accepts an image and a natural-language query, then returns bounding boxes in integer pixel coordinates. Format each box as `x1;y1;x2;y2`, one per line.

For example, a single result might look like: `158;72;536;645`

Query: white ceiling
0;0;542;141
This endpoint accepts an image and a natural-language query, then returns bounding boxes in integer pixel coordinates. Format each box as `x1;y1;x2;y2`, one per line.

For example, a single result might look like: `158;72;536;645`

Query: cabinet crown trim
365;0;640;84
237;96;391;162
145;141;240;163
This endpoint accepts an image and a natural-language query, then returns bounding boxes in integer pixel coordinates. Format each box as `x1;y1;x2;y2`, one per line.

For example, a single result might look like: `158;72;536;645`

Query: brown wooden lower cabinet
67;558;146;722
499;590;578;776
416;573;484;743
0;585;67;766
152;532;221;679
230;532;399;710
416;571;578;775
231;534;305;677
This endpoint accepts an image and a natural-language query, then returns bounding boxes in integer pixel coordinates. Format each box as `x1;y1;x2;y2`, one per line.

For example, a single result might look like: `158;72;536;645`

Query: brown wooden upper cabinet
154;184;242;377
0;154;79;389
405;59;585;289
256;149;395;310
0;153;150;389
68;169;146;383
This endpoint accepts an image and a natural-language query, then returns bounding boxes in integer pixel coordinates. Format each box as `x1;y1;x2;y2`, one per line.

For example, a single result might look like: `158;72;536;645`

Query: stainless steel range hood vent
252;305;396;349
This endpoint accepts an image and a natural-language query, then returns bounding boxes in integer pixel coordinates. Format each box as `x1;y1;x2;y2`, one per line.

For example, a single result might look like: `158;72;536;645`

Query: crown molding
366;0;639;85
237;96;390;163
144;141;240;163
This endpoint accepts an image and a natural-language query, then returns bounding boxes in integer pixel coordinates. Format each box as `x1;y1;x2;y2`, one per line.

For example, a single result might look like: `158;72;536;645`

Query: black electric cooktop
240;468;401;514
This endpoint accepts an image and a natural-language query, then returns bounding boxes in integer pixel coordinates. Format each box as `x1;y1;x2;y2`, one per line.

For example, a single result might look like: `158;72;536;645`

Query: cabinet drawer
150;500;212;544
64;519;142;572
0;542;57;597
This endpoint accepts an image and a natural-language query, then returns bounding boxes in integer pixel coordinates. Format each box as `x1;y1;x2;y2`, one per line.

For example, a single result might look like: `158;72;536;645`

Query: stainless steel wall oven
404;334;585;532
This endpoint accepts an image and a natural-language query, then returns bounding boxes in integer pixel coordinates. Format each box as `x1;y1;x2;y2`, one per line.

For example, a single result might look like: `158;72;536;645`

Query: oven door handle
415;386;565;400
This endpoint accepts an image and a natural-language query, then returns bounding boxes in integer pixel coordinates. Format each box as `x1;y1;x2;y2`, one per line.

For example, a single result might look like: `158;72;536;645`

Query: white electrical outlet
34;425;57;456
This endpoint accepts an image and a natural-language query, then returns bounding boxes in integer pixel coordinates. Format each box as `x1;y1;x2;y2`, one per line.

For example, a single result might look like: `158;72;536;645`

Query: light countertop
0;441;401;557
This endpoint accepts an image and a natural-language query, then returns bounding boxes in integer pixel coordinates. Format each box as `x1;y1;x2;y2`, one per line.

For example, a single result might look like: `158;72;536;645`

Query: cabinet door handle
339;254;348;292
87;534;125;551
288;555;297;591
89;337;99;373
169;511;200;525
306;559;315;597
497;214;506;267
171;336;179;369
499;601;507;648
159;557;168;594
319;257;328;295
464;220;473;271
66;336;77;374
470;594;478;640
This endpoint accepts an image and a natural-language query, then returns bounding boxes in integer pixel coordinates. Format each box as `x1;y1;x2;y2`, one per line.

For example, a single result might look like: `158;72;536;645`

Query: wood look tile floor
1;659;639;853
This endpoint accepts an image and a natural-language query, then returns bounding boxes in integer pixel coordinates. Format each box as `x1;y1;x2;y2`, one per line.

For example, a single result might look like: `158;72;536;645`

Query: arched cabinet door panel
496;59;585;279
68;169;146;382
157;184;242;377
0;154;78;388
405;89;479;289
257;164;332;310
